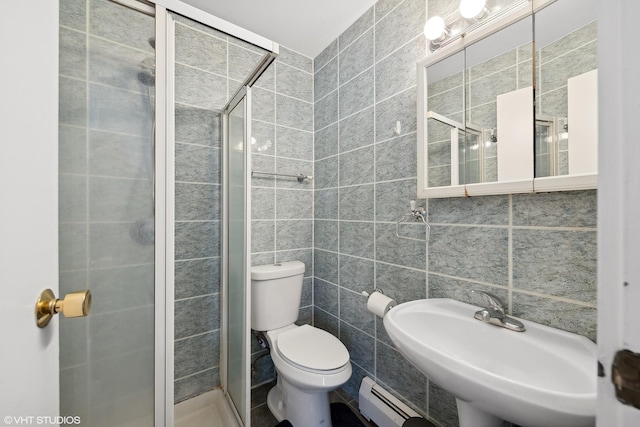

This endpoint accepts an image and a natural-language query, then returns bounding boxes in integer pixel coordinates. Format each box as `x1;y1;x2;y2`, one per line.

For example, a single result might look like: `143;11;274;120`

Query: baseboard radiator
359;376;420;427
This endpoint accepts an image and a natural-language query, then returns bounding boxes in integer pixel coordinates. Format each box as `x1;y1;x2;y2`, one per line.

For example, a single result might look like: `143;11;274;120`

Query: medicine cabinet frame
416;0;598;199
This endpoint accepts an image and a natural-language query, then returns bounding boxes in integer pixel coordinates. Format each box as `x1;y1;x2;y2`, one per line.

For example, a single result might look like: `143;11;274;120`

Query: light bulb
424;16;447;41
459;0;487;19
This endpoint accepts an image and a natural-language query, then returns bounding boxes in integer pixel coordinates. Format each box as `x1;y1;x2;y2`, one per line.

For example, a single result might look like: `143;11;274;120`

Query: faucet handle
471;290;505;312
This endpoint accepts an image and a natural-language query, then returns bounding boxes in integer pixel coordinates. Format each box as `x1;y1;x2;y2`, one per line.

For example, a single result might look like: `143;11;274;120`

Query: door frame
597;0;640;424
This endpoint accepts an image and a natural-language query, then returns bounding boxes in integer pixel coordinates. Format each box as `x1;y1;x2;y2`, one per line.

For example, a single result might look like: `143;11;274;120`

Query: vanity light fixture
424;0;504;51
424;16;449;50
459;0;489;20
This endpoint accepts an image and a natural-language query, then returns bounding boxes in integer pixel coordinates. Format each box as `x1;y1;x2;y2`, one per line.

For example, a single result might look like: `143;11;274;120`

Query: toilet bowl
251;261;352;427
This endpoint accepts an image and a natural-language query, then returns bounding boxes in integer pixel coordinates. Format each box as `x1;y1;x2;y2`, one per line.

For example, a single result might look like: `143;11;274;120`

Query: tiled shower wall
171;13;316;399
312;0;597;426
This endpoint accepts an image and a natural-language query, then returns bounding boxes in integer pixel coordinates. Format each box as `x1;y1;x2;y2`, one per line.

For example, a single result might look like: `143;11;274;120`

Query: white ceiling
180;0;378;59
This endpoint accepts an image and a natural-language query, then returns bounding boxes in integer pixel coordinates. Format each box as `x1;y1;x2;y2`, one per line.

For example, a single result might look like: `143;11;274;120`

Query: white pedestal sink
383;298;596;427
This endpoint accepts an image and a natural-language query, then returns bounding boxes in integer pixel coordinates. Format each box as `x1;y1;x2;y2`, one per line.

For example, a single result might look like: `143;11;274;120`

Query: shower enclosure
57;0;277;424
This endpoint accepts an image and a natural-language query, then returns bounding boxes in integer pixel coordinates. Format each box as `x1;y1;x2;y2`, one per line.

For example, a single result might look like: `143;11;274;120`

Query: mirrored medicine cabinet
417;0;598;198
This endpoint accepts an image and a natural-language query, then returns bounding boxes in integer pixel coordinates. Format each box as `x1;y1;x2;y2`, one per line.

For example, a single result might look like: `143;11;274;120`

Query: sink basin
383;298;596;427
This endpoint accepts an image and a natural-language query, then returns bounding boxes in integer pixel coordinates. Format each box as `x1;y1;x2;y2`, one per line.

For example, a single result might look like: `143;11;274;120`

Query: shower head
137;71;155;87
138;56;155;87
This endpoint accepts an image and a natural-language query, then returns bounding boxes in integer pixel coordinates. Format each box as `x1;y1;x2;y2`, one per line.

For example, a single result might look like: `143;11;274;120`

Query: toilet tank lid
251;261;305;280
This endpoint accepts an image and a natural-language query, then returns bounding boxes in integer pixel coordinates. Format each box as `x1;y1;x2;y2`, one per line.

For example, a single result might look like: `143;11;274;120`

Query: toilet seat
276;325;350;373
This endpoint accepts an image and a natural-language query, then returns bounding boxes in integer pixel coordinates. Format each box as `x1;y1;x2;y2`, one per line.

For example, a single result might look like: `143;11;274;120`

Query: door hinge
612;349;640;410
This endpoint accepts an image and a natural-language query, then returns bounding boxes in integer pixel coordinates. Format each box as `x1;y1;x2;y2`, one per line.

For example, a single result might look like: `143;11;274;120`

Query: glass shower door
58;0;156;424
223;86;252;424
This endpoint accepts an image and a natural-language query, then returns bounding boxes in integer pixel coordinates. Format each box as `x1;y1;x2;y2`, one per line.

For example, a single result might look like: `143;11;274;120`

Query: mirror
534;0;597;180
417;0;598;198
464;15;533;191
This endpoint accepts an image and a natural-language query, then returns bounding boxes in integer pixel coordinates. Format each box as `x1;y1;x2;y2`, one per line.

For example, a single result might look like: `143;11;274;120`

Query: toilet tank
251;261;305;331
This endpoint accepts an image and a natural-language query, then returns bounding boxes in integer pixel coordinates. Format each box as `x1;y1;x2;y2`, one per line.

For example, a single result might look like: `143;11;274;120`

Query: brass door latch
35;289;92;328
612;349;640;410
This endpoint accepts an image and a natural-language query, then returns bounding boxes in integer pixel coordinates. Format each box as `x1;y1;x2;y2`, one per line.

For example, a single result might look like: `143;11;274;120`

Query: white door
597;0;640;425
0;0;60;419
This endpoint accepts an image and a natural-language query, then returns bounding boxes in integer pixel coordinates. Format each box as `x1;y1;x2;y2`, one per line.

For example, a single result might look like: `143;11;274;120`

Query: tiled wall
171;12;316;399
59;0;156;424
249;48;316;387
312;1;597;426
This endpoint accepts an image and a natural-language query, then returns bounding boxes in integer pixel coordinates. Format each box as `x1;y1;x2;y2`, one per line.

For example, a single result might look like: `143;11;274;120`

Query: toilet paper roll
367;291;396;318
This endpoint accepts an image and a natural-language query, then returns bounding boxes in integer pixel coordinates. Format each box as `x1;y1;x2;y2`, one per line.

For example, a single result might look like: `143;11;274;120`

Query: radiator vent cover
358;376;420;427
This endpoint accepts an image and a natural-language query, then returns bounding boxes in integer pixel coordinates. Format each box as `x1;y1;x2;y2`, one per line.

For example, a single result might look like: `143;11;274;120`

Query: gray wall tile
175;221;220;260
315;40;338;72
59;174;86;223
340;221;374;259
174;331;219;379
315;90;339;131
60;0;86;30
252;187;275;220
277;126;313;161
60;28;86;78
176;183;220;221
89;177;153;221
340;291;375;335
428;195;509;225
314;220;339;252
278;46;313;73
175;64;227;110
513;229;597;303
175;144;220;184
174;294;220;339
512;190;596;227
89;84;152;137
314;250;339;284
376;134;417;181
512;293;596;342
375;88;417;142
60;125;87;174
340;146;374;186
339;107;374;153
315;124;339;160
252;220;275;253
315;188;339;219
315;57;338;101
339;68;374;118
174;368;219;403
429;382;459;427
374;0;425;61
277;63;313;102
276;94;313;131
276;219;313;250
340;255;375;294
375;223;427;270
89;0;154;53
175;258;220;300
60;77;87;127
277;249;313;277
275;189;313;218
339;321;374;371
376;263;426;304
176;22;226;75
429;226;508;285
339;184;374;221
314;278;339;316
375;36;425;101
376;342;427;412
340;7;374;49
314;307;339;336
176;105;221;147
339;30;374;86
375;179;417;222
315;156;339;189
89;223;154;268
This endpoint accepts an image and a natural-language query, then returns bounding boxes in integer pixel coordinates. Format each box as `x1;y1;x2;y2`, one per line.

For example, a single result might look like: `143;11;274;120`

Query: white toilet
251;261;352;427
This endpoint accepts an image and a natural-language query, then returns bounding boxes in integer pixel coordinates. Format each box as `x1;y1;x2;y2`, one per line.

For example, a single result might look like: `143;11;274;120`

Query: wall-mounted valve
35;289;92;328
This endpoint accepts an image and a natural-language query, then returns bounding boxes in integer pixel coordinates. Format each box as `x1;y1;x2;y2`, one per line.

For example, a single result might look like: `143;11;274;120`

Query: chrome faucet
471;290;526;332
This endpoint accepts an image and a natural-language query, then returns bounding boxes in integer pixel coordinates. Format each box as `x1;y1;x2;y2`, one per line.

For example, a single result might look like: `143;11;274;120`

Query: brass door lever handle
35;289;92;328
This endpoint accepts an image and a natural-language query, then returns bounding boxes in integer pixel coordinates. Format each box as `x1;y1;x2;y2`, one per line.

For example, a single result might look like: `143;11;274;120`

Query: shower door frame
148;1;279;425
